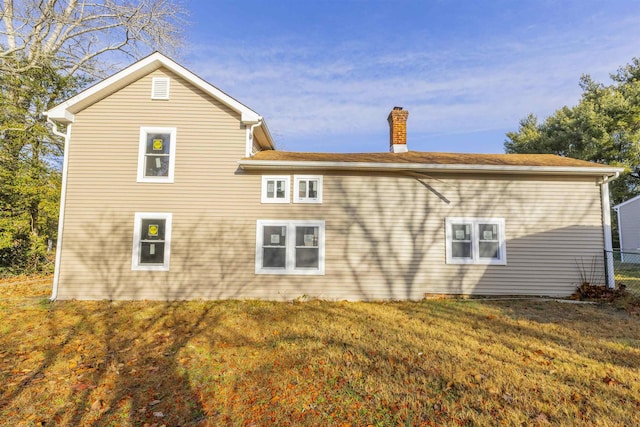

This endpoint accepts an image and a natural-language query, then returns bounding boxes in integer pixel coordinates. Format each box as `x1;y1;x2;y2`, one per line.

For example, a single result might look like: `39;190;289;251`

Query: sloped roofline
613;193;640;210
238;158;623;176
238;151;623;176
45;51;275;148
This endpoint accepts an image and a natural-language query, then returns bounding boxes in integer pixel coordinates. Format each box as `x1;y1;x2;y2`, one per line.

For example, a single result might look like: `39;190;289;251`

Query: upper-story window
294;175;323;203
261;176;290;203
137;127;176;183
151;77;170;100
445;217;506;265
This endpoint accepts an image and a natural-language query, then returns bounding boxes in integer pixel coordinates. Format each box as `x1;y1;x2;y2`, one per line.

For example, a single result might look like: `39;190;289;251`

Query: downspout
599;171;619;289
245;120;262;157
47;117;71;301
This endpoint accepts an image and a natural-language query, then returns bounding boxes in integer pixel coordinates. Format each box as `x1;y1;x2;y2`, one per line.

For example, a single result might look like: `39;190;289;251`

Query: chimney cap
393;106;403;110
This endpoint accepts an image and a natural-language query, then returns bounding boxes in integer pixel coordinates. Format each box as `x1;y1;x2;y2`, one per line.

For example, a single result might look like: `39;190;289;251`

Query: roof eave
45;52;267;129
237;160;624;176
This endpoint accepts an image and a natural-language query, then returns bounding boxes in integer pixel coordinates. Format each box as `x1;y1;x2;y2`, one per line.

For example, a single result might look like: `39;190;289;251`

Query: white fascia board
45;52;267;130
256;120;276;150
613;193;640;210
237;160;624;176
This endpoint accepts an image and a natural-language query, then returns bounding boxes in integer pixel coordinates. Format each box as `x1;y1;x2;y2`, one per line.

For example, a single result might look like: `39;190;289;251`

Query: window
445;218;506;265
256;220;325;274
294;175;323;203
261;176;290;203
137;127;176;183
151;77;170;99
132;212;172;271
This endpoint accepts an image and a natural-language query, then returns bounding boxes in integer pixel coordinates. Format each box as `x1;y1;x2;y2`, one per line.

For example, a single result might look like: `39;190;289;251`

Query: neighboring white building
614;195;640;263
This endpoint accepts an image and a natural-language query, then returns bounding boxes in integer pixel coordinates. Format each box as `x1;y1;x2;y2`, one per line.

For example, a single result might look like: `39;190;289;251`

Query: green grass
614;260;640;294
1;276;639;426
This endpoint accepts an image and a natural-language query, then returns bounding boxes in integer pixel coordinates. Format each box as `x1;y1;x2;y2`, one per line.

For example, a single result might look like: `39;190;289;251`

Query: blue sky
179;1;640;154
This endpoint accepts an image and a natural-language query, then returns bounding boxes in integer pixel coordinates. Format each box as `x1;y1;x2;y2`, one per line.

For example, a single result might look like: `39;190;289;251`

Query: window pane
478;223;498;241
263;226;286;246
451;224;471;241
296;226;319;247
452;242;472;258
140;241;165;264
141;219;165;240
479;242;500;259
298;180;307;198
296;248;319;268
308;180;317;198
263;248;286;268
146;133;171;154
145;155;169;177
276;180;285;198
266;181;275;198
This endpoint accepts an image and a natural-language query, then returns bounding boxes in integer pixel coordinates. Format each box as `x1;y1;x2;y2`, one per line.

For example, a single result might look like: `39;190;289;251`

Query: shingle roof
243;150;612;169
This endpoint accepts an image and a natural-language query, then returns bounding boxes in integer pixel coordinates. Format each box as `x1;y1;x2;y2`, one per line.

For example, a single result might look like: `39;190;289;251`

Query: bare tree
0;0;188;76
0;0;188;274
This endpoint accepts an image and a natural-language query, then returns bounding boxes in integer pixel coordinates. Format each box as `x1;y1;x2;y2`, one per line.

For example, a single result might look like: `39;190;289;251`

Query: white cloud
183;13;640;152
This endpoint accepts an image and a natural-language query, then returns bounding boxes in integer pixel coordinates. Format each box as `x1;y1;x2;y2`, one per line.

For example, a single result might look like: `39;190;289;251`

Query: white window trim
132;212;172;271
445;217;506;265
151;77;170;100
293;175;323;203
255;219;325;275
137;127;177;183
261;175;290;203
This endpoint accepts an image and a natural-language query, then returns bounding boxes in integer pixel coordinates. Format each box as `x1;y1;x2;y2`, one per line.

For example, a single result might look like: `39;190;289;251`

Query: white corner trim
600;183;615;288
131;212;172;271
137;127;177;183
51;123;72;301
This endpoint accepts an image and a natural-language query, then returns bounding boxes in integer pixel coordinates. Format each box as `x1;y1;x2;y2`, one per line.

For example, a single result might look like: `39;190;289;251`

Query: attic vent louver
152;77;170;99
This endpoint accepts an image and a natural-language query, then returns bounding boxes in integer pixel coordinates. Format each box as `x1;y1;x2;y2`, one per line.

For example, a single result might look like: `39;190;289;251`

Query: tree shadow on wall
331;173;602;299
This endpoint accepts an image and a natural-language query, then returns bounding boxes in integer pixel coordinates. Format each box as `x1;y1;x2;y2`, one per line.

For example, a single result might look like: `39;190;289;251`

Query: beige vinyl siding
619;198;640;251
56;68;606;300
251;138;262;155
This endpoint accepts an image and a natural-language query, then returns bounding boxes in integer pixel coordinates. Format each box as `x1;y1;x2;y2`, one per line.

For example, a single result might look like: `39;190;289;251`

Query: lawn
1;276;639;426
614;260;640;295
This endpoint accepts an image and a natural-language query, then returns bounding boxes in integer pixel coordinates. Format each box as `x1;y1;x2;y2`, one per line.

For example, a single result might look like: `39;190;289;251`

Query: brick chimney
388;107;409;153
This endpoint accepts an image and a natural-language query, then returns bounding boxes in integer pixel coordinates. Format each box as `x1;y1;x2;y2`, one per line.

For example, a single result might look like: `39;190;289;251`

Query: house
45;52;624;301
614;195;640;263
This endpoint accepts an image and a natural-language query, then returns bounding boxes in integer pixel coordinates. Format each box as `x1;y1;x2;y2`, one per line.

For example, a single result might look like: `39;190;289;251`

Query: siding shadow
330;173;603;299
63;214;256;300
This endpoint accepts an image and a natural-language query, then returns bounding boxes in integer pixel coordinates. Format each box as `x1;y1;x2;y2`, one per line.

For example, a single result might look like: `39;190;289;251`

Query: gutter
47;117;72;301
238;159;624;176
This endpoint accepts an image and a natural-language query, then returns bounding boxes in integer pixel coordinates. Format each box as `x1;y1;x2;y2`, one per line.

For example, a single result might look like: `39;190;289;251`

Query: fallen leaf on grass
71;381;95;392
153;411;164;417
603;375;622;386
90;399;103;412
535;412;550;424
